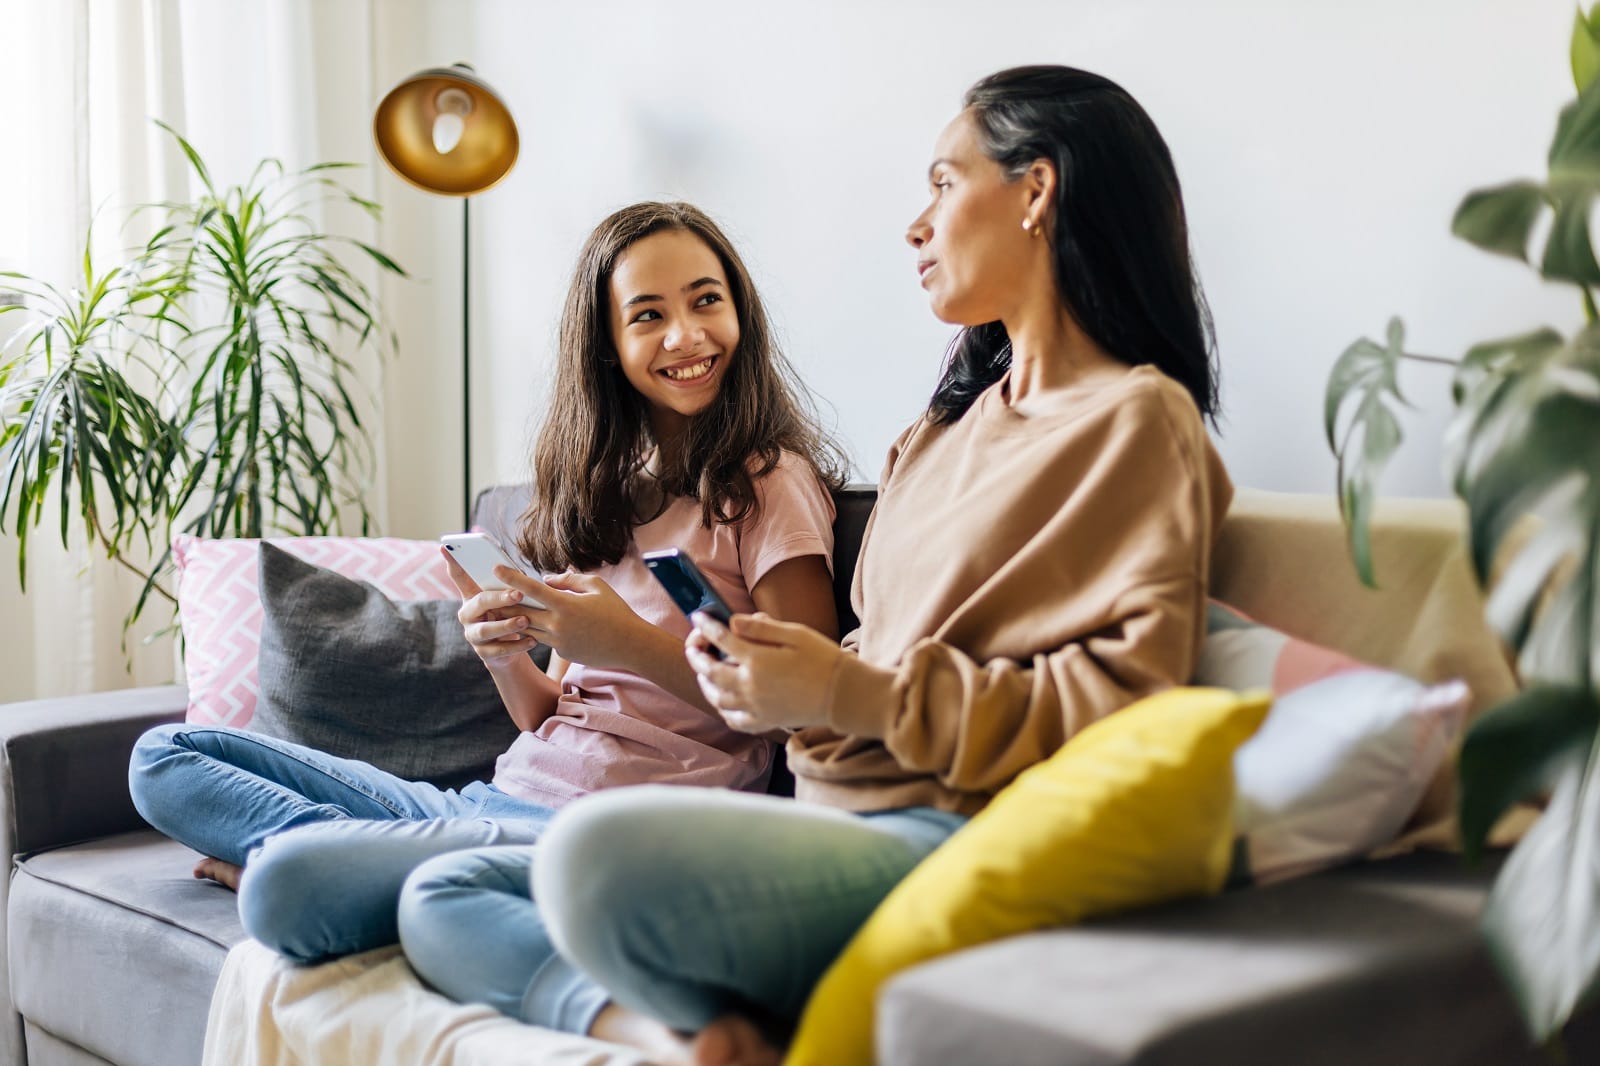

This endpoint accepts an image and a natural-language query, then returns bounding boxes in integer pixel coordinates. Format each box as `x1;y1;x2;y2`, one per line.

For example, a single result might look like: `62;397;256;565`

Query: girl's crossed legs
128;723;554;961
398;786;964;1044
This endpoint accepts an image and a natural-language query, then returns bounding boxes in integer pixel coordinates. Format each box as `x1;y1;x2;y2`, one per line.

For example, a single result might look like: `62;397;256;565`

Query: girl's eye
631;309;661;324
694;292;723;308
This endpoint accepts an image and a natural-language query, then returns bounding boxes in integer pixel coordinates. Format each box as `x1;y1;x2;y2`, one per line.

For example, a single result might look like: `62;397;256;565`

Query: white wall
0;0;1583;701
367;0;1583;541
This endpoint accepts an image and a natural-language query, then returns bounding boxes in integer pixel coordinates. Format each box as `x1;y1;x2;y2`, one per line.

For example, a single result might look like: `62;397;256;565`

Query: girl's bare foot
691;1015;782;1066
192;857;243;891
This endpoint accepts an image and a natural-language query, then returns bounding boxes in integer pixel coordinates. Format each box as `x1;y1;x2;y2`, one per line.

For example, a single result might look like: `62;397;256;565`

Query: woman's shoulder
1093;367;1228;503
1083;365;1208;445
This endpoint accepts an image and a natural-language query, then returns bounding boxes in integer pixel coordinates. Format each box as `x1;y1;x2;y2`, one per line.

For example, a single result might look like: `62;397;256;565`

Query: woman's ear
1022;158;1056;232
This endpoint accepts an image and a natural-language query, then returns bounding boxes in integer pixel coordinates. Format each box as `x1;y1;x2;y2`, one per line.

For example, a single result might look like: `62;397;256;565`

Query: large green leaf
1464;386;1600;686
1459;686;1598;861
1452;182;1546;263
1451;74;1600;286
1323;317;1414;586
1542;73;1600;284
1470;688;1600;1041
1446;328;1565;495
1575;5;1600;92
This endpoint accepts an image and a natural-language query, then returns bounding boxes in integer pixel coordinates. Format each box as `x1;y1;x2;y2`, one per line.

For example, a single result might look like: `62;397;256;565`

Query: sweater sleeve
818;396;1227;797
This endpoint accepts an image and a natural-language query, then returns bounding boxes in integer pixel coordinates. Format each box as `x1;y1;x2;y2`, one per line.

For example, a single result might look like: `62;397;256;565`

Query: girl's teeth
664;357;713;381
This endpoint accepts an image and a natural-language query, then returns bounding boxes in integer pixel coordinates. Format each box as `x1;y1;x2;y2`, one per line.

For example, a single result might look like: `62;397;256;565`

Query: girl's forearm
613;623;716;713
486;653;563;731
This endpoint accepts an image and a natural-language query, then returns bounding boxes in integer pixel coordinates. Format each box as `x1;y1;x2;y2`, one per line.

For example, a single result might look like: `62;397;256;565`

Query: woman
402;65;1232;1066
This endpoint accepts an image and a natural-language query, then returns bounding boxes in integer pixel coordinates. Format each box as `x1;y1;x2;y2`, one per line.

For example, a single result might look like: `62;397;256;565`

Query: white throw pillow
1232;670;1470;883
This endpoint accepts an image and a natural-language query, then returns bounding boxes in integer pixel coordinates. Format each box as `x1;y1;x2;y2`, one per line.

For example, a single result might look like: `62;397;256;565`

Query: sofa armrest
1;684;187;856
875;851;1600;1066
0;685;187;1066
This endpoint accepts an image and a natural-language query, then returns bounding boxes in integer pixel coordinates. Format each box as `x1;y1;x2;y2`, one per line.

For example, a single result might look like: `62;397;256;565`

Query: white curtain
0;0;388;702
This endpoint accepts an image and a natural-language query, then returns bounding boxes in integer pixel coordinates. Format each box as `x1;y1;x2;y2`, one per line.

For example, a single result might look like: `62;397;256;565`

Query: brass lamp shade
373;64;518;196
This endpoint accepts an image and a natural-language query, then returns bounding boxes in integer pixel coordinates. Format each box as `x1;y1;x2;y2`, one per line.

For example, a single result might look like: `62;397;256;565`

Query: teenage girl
128;201;850;969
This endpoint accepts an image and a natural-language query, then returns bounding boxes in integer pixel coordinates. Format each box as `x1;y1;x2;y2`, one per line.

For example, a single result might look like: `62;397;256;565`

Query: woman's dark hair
927;65;1220;426
518;201;850;573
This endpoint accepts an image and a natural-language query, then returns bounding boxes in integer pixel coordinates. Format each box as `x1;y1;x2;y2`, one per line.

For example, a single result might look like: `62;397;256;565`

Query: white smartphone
439;532;540;603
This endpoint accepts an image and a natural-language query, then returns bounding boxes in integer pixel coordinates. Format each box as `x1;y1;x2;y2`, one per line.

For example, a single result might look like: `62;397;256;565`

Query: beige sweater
789;365;1233;815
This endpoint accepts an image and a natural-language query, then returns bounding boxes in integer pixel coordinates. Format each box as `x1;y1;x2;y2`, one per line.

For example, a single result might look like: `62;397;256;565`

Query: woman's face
906;110;1039;326
608;228;740;441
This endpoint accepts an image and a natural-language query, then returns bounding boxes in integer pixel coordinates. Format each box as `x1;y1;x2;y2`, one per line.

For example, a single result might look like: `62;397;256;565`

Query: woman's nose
906;212;930;249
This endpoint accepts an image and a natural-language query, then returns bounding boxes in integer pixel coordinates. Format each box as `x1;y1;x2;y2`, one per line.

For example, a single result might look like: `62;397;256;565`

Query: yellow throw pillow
784;686;1271;1066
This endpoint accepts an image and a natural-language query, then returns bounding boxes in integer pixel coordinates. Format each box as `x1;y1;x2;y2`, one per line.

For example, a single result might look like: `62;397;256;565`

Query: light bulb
432;112;465;154
431;86;474;155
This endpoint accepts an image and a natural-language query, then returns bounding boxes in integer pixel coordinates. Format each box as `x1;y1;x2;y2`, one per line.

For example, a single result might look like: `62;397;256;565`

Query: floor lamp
373;63;519;529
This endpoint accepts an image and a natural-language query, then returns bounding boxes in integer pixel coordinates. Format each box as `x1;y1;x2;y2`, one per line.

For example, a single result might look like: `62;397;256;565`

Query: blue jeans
128;723;554;963
398;785;965;1034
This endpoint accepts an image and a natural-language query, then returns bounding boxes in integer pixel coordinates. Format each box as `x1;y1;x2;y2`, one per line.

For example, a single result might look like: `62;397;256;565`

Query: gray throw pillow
253;542;541;789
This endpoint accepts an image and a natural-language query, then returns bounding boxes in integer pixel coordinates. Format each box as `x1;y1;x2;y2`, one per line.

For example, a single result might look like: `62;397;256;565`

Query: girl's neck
648;411;688;470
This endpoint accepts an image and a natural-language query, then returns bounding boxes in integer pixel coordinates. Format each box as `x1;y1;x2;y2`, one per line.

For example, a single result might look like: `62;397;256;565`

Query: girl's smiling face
608;229;740;443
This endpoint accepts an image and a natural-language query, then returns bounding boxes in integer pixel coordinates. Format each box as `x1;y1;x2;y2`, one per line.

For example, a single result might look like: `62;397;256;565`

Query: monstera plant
0;125;404;640
1324;9;1600;1046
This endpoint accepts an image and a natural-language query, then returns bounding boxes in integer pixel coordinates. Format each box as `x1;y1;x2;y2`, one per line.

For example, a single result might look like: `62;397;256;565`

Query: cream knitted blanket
202;939;645;1066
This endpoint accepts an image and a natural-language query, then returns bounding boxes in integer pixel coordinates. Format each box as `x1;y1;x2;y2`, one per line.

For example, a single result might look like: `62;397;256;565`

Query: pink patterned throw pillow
174;536;458;727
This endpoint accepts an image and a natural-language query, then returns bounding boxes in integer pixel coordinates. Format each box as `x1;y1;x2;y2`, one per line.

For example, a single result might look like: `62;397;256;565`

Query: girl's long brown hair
517;202;850;573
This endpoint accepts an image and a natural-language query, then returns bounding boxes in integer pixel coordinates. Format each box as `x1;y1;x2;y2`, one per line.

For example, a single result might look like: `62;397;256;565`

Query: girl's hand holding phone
441;549;545;665
519;570;651;669
685;612;842;734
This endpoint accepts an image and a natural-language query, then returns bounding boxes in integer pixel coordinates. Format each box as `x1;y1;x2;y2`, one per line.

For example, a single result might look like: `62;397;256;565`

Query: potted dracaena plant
1324;7;1600;1048
0;124;405;642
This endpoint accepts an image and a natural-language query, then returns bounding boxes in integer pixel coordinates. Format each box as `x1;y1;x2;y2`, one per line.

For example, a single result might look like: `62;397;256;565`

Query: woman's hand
685;612;844;734
498;568;649;670
442;550;543;667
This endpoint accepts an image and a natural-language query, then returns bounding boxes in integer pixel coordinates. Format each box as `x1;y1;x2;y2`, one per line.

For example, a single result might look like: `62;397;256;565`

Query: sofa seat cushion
11;831;246;1066
875;850;1600;1066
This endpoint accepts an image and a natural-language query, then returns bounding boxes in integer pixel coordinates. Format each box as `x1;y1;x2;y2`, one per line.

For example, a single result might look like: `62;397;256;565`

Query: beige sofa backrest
1212;488;1515;714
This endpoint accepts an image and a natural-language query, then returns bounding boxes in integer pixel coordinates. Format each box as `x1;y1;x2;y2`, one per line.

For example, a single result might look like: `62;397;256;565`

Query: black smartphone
642;548;733;624
642;548;733;661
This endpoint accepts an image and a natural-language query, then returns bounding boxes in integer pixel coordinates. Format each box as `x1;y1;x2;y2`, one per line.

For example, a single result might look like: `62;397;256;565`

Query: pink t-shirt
491;452;836;808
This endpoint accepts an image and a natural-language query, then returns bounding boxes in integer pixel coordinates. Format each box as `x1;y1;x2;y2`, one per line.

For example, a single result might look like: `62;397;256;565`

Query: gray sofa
4;485;1598;1065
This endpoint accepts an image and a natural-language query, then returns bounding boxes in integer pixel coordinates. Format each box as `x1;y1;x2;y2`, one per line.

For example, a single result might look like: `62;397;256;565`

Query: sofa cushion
1196;603;1471;883
1232;670;1469;884
11;831;246;1066
252;543;528;789
24;1021;118;1066
174;534;459;729
875;850;1600;1066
